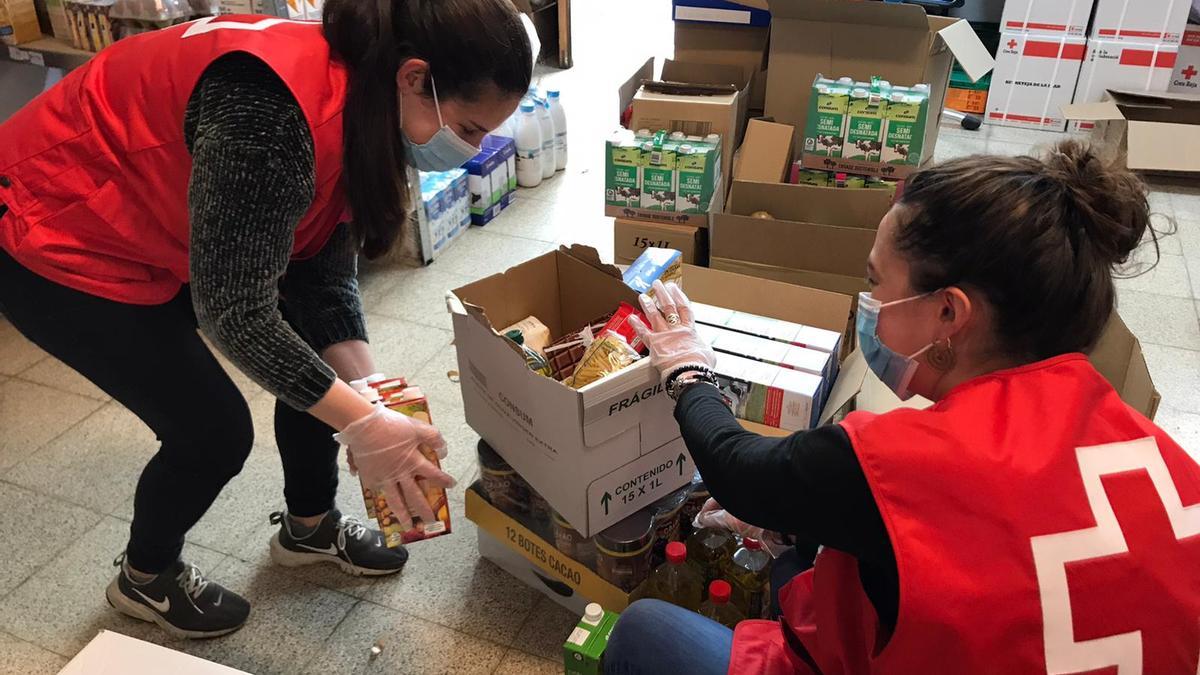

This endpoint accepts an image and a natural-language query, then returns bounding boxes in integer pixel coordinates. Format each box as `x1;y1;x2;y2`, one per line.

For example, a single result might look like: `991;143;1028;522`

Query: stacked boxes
1170;25;1200;93
604;129;722;215
465;136;516;226
987;34;1087;131
419;168;470;258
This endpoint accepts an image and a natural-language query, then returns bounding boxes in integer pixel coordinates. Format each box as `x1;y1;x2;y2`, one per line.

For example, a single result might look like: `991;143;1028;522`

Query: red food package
602;302;649;353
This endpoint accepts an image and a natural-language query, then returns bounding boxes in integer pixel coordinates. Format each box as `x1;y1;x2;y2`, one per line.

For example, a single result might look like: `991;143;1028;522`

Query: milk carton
605;129;643;208
639;132;678;211
674;142;720;213
804;79;850;158
843;88;886;162
882;89;928;166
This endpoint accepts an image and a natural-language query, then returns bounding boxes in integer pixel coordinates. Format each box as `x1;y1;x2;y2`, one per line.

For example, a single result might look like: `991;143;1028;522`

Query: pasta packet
565;330;642;389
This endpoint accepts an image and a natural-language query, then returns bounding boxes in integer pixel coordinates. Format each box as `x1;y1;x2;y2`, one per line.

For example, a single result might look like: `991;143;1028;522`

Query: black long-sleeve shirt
676;383;900;632
183;52;367;410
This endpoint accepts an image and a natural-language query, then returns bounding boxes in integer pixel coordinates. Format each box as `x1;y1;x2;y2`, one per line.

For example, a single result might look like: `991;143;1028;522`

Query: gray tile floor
2;2;1200;673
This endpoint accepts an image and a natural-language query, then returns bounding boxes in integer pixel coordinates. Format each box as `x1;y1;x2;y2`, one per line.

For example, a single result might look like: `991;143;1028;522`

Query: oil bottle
723;538;771;619
646;541;703;611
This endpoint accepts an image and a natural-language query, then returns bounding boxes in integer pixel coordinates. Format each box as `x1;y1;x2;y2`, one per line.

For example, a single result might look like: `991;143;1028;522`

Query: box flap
933;16;994;82
673;22;769;83
619;58;656;120
1062;101;1126;122
727;180;891;230
683;264;853;334
734;119;795;182
1126;121;1200;173
662;59;749;88
818;348;867;425
711;212;878;278
1091;313;1161;419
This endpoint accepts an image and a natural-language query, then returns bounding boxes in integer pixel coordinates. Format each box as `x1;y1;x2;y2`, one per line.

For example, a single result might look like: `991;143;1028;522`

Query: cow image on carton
804;78;849;158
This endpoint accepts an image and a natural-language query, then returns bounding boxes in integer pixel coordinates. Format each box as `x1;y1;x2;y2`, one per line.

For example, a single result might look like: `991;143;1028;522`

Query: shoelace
176;563;210;601
335;516;369;553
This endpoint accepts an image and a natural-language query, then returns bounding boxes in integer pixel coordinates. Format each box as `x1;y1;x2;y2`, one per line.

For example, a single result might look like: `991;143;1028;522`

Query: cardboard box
0;0;41;45
1063;89;1200;176
1169;25;1200;92
673;0;771;27
61;630;251;674
673;21;769;110
1092;0;1191;46
630;59;749;179
986;33;1087;131
1073;39;1178;129
733;118;794;183
709;179;893;296
449;249;855;535
751;0;993;160
614;218;706;266
1000;0;1094;37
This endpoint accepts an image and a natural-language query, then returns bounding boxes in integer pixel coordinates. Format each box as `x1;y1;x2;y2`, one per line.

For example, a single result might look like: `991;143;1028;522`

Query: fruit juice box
639;131;678;212
563;605;619;675
844;87;887;162
605;129;643;208
882;87;928;166
359;384;452;546
804;76;850;158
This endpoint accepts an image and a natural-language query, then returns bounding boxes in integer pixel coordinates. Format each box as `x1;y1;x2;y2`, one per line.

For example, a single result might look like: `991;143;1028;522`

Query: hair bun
1040;139;1150;268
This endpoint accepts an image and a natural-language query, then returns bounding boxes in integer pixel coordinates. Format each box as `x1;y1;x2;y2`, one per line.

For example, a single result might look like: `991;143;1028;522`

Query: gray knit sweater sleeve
185;52;365;410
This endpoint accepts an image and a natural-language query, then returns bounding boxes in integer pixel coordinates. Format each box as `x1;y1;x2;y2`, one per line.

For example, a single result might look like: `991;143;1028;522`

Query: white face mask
402;75;479;172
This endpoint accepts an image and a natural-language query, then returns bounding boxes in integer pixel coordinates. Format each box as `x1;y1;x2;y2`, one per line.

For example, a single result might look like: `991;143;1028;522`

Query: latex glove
334;405;456;531
694;498;791;559
628;280;716;384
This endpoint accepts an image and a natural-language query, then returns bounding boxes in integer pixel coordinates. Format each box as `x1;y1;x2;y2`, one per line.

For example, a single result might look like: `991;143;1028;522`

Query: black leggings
0;249;340;573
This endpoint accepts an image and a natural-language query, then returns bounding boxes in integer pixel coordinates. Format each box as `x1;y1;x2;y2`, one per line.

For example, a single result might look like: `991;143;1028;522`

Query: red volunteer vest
0;16;349;304
731;354;1200;675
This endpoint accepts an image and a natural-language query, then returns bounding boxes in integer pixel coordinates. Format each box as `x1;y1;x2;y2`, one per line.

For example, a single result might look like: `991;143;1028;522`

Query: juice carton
675;142;720;213
843;88;887;162
359;385;452;546
792;165;831;186
623;247;683;294
882;88;928;166
639;132;678;212
804;78;850;158
605;129;643;208
564;603;620;675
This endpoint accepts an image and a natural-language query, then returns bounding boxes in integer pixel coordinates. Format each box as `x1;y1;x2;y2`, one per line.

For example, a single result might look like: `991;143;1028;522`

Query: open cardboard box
1063;89;1200;176
448;246;856;536
614;218;707;267
673;20;770;112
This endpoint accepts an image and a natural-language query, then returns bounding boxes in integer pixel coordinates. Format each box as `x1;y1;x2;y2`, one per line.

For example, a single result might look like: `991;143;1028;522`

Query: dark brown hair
323;0;532;259
894;140;1156;360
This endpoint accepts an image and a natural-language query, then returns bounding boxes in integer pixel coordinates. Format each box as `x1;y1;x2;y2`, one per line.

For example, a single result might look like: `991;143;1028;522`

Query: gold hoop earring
927;337;956;372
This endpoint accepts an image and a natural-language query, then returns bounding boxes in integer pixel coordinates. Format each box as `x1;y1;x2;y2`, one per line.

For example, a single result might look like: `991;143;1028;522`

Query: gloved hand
694;498;792;559
334;405;456;531
628;280;717;384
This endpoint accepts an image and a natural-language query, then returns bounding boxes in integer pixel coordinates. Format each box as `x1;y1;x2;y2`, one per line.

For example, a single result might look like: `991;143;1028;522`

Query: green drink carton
804;79;849;158
792;166;830;187
605;129;643;208
675;142;719;213
844;87;886;162
639;131;678;212
564;603;620;675
882;88;928;166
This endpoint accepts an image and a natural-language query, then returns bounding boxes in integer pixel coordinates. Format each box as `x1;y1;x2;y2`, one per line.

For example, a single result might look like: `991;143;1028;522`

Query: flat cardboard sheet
60;631;251;675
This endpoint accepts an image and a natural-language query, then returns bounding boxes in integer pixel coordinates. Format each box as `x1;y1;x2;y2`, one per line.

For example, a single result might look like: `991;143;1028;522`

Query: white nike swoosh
133;588;171;614
295;543;338;556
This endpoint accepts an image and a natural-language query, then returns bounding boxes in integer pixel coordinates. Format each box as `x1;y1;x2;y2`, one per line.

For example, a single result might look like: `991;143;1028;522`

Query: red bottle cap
743;538;762;551
709;580;731;603
666;541;687;565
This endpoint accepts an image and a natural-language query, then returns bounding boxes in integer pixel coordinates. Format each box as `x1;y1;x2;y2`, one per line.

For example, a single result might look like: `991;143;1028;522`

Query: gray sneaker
268;509;408;576
105;554;249;639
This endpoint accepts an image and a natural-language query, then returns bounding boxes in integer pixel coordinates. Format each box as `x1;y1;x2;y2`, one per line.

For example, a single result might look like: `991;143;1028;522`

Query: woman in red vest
0;0;530;638
608;141;1200;674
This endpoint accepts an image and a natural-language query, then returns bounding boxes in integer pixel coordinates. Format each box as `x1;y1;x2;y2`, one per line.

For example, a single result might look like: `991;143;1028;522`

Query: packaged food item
563;603;619;675
505;329;553;377
679;471;709;539
565;331;641;389
804;78;850;158
645;541;704;611
528;488;553;538
543;314;612;382
649;486;689;568
605;128;643;208
686;526;738;587
700;580;746;629
476;439;531;517
594;509;655;592
674;139;721;214
723;537;772;619
639;132;678;212
622;247;683;295
364;386;452;546
844;87;886;162
882;89;929;166
791;166;831;186
501;315;551;356
600;302;649;353
553;510;597;569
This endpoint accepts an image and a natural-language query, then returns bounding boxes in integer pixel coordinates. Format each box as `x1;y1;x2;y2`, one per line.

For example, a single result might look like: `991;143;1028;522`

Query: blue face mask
403;75;480;172
856;291;935;401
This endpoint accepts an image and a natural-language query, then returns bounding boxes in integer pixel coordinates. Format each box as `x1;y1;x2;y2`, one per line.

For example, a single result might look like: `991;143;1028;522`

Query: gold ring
666;314;681;325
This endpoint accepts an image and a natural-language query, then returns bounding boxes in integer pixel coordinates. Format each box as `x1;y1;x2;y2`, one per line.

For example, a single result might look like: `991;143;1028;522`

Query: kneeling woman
608;141;1199;674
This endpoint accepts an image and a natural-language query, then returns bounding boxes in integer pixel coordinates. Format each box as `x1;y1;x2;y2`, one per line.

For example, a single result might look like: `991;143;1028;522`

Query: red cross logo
1183;65;1198;80
1031;438;1200;674
1008;39;1019;50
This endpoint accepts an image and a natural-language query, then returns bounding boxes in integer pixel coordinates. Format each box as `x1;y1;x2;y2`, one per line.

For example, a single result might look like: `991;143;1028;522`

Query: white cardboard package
999;0;1094;37
987;33;1087;131
1169;25;1200;92
1073;39;1178;129
1091;0;1191;46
